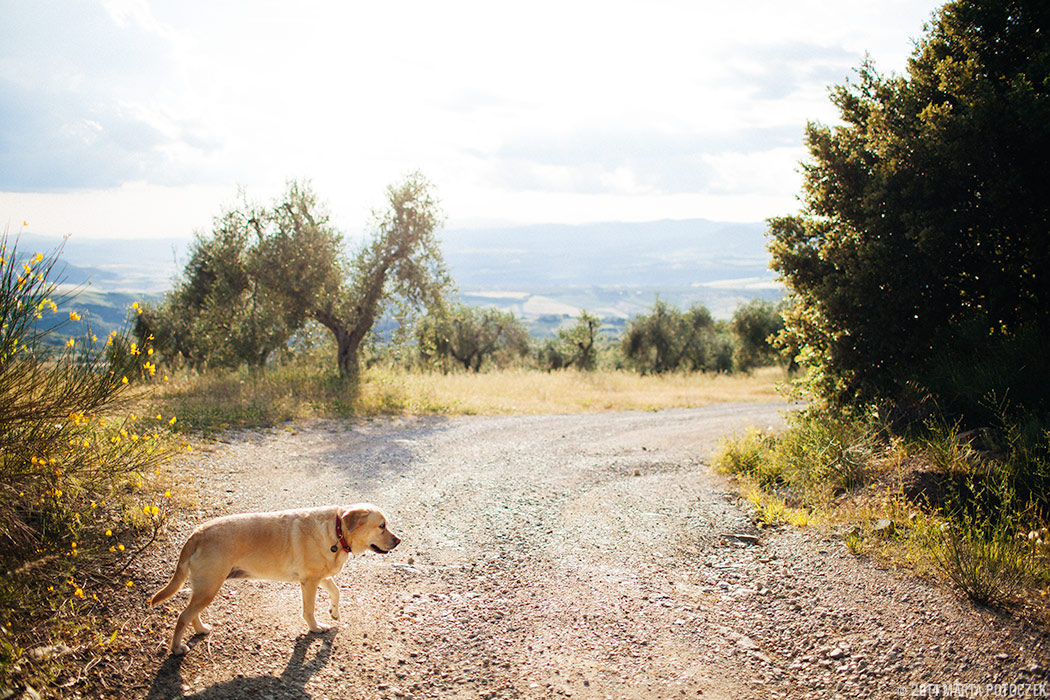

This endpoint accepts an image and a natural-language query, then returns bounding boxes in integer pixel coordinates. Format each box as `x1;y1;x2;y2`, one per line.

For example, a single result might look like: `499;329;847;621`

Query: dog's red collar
334;515;352;554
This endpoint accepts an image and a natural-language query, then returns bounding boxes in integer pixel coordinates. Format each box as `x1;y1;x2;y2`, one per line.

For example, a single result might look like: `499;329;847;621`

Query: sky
1;0;944;241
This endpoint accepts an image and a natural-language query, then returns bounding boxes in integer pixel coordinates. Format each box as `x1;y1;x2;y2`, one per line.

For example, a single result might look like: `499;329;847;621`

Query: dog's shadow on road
146;630;337;700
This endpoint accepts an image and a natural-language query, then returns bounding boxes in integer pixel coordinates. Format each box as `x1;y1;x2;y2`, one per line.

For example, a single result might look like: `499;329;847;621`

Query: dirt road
131;404;1047;700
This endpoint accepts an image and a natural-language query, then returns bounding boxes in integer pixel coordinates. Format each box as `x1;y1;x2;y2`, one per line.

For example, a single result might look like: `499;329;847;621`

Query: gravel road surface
130;404;1048;700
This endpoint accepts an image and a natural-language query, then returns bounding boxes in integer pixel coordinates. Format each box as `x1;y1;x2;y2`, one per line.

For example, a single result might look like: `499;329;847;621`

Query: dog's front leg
300;579;329;633
321;577;340;621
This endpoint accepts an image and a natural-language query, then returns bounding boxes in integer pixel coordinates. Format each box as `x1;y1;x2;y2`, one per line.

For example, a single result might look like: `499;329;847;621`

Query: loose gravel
107;403;1048;699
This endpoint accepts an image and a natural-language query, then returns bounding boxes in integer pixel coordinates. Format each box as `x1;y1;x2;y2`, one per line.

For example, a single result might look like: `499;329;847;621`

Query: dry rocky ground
83;403;1048;699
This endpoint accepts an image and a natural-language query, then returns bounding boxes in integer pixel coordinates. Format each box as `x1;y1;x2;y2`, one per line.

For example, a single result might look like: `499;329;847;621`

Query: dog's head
340;503;401;555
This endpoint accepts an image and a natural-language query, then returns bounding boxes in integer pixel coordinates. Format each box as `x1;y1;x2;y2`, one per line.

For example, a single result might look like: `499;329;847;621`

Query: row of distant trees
415;298;786;374
137;174;788;377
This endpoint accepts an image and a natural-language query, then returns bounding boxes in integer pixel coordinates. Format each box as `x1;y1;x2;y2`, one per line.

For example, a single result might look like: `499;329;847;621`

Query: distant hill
10;233;185;293
440;219;781;333
441;219;772;288
14;219;781;338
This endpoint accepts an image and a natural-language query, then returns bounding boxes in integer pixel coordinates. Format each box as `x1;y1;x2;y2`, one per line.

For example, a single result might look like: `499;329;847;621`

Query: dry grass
357;365;790;416
154;365;791;434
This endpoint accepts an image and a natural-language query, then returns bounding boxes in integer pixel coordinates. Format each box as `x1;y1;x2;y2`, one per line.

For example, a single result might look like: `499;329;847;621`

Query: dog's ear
340;506;370;534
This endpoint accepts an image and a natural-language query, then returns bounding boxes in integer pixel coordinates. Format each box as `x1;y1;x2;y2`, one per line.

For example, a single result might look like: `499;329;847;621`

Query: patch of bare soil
72;404;1048;699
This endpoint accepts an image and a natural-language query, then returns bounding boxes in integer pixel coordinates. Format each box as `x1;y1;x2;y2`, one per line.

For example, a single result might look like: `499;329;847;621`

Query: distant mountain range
12;219;782;337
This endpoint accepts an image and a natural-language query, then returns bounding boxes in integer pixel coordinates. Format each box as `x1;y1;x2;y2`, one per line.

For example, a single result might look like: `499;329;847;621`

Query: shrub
715;407;882;512
928;509;1040;606
714;428;781;487
730;299;785;371
0;234;176;692
417;304;530;372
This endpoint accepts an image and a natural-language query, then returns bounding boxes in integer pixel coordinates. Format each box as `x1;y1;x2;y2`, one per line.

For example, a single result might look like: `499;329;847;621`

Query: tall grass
716;403;1050;607
715;407;882;502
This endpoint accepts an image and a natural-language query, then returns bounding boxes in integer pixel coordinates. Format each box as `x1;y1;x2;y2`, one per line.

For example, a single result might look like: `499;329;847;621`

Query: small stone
828;647;847;660
735;635;760;651
873;519;895;536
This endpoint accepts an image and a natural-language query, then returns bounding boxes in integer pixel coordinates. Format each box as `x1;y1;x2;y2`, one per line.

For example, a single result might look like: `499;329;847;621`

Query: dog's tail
149;534;197;606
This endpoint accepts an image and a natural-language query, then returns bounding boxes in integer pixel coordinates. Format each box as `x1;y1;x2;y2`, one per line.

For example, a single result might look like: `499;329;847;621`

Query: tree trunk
314;308;361;379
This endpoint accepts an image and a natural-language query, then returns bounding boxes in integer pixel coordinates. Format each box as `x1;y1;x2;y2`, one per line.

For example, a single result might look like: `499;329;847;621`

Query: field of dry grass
357;366;790;415
154;365;791;434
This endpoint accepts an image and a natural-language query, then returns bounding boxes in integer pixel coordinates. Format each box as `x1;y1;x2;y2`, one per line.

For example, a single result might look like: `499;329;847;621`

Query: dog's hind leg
320;577;340;621
170;579;223;655
192;612;212;635
300;578;329;633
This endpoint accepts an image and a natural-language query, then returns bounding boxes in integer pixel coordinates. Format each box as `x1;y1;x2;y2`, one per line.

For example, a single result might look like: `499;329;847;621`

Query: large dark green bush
768;0;1050;423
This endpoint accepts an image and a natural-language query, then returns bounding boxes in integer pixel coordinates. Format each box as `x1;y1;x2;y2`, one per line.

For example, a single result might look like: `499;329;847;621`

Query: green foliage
556;310;602;371
928;501;1042;606
312;171;453;378
715;408;881;502
417;303;529;372
621;299;727;374
143;173;452;379
768;0;1050;423
719;403;1050;606
141;181;343;371
730;299;785;371
714;428;780;486
536;310;605;371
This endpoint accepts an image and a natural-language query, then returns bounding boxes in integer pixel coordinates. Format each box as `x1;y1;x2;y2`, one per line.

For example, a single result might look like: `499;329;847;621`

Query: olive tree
313;172;452;378
140;182;342;370
556;310;602;371
141;172;452;379
417;303;529;372
621;300;718;374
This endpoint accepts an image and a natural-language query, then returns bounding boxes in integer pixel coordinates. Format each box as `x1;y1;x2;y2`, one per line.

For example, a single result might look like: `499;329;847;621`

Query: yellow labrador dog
150;503;400;655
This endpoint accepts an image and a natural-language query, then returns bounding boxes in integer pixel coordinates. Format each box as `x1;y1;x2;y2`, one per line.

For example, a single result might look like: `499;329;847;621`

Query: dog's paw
194;622;213;635
329;607;340;621
308;622;331;633
172;642;189;656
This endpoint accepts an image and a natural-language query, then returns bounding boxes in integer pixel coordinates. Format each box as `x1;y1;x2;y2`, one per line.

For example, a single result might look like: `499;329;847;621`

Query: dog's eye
380;523;386;530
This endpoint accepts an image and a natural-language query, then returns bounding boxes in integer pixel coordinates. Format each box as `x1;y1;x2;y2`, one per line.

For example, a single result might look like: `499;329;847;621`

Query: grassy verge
155;364;790;434
714;407;1050;612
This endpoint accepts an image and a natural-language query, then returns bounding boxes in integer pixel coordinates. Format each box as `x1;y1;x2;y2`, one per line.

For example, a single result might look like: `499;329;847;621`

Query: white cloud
0;0;943;238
